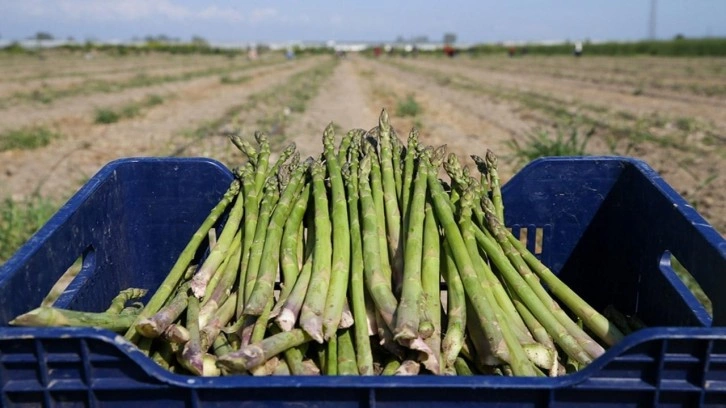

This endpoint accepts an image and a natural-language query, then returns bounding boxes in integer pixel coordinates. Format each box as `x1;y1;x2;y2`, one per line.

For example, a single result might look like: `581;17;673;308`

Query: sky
0;0;724;44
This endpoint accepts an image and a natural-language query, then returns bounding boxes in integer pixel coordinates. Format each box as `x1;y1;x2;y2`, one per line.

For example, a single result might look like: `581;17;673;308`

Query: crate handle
659;250;713;327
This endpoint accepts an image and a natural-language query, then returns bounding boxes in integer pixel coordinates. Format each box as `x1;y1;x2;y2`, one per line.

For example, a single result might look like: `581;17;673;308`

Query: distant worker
574;41;583;57
443;44;456;58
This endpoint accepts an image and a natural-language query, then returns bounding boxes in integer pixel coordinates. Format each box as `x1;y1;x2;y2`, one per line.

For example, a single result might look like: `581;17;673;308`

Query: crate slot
659;251;713;327
51;247;96;311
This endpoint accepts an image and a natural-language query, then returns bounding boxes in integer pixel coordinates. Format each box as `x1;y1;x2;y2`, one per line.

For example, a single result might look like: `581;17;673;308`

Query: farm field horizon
1;49;725;262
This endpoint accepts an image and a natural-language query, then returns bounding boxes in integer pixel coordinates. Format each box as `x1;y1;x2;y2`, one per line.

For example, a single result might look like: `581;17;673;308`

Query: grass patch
0;195;58;264
220;75;251;84
0;127;61;152
94;94;166;124
396;94;421;117
508;127;593;166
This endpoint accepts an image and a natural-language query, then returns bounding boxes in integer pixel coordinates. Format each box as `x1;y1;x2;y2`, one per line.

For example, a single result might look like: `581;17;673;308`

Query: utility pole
648;0;658;40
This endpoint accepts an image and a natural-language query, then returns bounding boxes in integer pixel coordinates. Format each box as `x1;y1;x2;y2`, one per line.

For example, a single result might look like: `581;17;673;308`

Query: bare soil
1;52;724;235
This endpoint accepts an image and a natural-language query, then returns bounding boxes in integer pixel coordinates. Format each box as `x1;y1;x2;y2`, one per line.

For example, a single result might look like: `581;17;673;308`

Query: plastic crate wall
0;156;725;407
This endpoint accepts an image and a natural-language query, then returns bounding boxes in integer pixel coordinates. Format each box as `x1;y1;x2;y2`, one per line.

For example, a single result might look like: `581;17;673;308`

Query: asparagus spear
125;179;240;342
342;151;374;375
322;123;352;340
299;160;333;343
217;328;313;372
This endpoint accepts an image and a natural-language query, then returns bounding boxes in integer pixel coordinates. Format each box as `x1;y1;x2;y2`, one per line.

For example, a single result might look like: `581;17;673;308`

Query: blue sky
0;0;724;44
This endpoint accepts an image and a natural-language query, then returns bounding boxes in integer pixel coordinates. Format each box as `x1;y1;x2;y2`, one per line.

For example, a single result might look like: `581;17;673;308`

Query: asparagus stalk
136;282;190;338
125;179;240;342
506;231;625;346
242;177;280;306
273;184;311;317
394;149;428;341
299;160;333;343
376;110;404;294
421;202;442;373
217;328;313;372
357;155;398;330
245;157;306;315
337;329;358;375
191;182;245;298
276;232;314;331
485;150;504;222
441;241;466;372
326;332;338;375
180;294;203;375
426;155;536;376
363;141;394;284
342;153;374;375
322;123;352;340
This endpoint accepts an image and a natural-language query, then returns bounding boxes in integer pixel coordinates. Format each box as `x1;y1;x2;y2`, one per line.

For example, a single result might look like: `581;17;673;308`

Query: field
1;50;725;262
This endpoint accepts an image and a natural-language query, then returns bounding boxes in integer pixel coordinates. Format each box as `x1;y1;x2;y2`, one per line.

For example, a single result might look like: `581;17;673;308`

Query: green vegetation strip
0;195;58;264
94;94;167;124
0;126;62;152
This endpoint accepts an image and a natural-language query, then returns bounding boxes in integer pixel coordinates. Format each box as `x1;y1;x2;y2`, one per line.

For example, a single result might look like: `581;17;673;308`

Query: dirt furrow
282;58;379;159
0;57;324;201
0;58;293;132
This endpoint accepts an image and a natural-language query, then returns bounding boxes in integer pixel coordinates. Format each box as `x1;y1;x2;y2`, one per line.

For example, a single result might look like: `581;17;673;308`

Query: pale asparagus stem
362;141;393;285
229;134;257;165
191;184;245;298
250;298;274;345
299;160;332;343
208;228;217;251
124;179;240;342
10;307;139;332
216;329;313;372
283;344;309;375
212;334;233;357
342;151;374;376
322;123;352;340
381;359;401;375
276;237;314;331
482;197;607;358
395;148;428;342
199;237;241;328
466;299;504;368
180;295;203;375
400;128;419;246
442;241;465;371
375;311;406;359
421;202;442;373
357;155;398;331
476;201;593;365
136;282;190;338
243;177;280;306
202;230;238;303
237;164;260;319
339;299;354;329
201;294;237;351
162;324;190;344
509;284;555;351
273;359;291;376
426;158;536;376
394;360;421;376
272;184;311;318
506;231;625;347
376;110;404;295
460;189;534;347
337;329;358;375
326;332;338;375
454;357;475;375
391;133;404;203
245;158;307;315
485;150;504;222
301;360;322;375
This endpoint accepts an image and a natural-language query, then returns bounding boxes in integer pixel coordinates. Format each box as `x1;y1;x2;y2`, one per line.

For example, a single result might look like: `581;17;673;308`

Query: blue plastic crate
1;156;725;407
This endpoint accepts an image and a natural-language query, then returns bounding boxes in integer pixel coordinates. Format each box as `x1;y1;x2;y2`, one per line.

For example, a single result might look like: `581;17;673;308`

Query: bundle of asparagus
11;110;627;377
